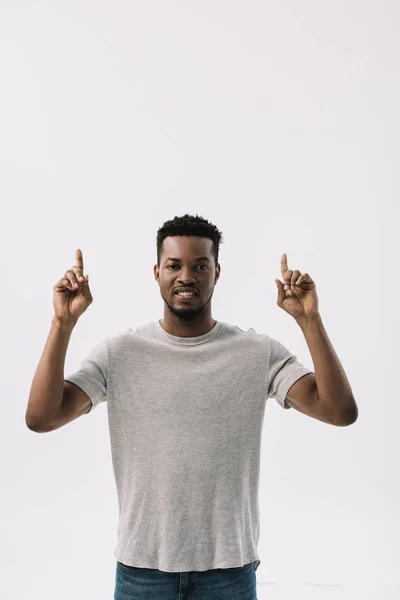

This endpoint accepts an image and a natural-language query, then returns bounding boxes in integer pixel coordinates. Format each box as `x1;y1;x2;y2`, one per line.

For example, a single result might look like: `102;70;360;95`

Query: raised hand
275;253;319;320
53;249;93;324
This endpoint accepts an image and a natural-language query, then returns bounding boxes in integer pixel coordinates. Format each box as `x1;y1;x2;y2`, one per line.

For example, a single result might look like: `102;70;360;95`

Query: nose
177;271;197;284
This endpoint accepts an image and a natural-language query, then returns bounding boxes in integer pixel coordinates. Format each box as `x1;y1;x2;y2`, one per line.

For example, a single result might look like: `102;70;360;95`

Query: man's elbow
25;414;52;433
333;402;358;426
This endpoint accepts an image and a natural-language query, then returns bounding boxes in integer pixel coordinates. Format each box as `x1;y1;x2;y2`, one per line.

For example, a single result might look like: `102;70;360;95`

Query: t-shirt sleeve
64;338;108;413
267;335;314;410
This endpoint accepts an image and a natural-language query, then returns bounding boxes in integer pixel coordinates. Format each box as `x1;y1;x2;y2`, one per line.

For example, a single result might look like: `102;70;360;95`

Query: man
25;213;358;600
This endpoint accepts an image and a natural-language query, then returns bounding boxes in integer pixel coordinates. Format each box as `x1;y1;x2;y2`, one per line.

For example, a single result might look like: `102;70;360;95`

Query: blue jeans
114;560;258;599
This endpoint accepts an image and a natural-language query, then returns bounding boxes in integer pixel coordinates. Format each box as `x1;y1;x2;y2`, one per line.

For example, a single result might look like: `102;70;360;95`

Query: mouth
174;291;198;302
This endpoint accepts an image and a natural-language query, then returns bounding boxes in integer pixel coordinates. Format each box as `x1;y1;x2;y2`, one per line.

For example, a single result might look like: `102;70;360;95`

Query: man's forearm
26;317;76;431
296;313;358;425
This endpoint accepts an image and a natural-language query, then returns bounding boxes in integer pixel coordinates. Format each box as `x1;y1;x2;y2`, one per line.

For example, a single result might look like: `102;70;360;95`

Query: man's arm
26;248;93;432
286;313;358;426
25;317;77;432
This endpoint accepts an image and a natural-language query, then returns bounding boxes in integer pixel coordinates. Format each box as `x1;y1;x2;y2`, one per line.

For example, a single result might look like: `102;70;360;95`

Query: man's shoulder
220;322;269;349
105;322;154;346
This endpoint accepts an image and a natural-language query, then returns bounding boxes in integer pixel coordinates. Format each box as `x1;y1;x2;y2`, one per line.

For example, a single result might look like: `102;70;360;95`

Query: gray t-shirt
65;319;314;573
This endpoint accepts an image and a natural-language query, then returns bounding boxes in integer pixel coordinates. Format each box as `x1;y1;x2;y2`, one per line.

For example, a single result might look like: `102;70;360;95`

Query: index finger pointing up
76;248;84;273
280;253;288;278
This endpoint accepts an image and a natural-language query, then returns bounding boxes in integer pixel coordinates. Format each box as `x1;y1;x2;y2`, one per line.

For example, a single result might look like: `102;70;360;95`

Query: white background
1;1;398;599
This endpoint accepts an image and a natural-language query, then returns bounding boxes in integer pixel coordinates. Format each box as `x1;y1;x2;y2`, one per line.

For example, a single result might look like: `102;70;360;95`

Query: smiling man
26;213;357;600
155;233;220;338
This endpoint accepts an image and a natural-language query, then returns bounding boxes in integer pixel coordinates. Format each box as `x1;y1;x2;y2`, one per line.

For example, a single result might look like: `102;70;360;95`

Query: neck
160;316;217;338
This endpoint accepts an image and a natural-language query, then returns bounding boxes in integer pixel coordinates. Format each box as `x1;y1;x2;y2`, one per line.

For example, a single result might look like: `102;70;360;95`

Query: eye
166;264;208;270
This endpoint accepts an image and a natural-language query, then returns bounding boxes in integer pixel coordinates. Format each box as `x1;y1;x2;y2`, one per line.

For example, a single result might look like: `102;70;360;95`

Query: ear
215;264;221;283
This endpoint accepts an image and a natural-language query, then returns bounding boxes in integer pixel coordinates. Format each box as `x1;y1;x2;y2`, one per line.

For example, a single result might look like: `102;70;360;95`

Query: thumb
81;274;92;300
275;279;285;304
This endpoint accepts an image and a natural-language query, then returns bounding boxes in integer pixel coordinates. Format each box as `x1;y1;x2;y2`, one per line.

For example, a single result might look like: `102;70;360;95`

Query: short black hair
156;214;224;268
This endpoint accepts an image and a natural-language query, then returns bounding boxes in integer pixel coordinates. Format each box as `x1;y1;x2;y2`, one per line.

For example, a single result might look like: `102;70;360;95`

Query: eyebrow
165;256;211;263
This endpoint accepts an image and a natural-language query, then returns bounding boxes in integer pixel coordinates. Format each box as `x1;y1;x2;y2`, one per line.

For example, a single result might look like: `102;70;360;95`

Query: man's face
154;236;220;322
